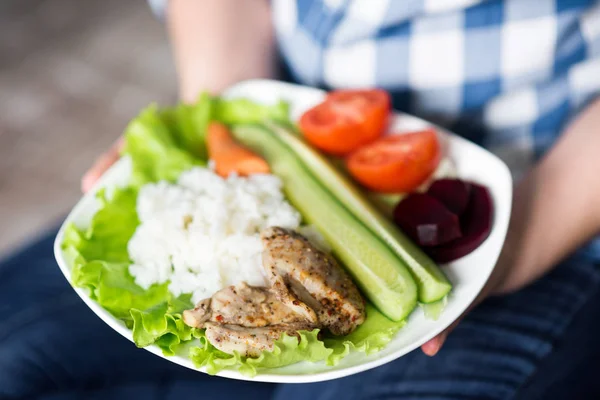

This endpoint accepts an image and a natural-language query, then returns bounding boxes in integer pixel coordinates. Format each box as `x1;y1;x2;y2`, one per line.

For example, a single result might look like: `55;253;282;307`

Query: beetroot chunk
393;193;462;247
425;183;493;263
427;179;472;216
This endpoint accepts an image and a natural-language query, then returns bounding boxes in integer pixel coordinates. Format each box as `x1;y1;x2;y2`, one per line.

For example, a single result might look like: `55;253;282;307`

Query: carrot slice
207;122;270;177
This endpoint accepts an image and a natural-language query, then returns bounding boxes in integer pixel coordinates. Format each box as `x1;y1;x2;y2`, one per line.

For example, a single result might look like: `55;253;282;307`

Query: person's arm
423;97;600;355
81;0;274;192
168;0;275;101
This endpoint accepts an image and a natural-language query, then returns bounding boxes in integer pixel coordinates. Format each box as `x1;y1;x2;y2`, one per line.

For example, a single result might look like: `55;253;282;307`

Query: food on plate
127;167;300;303
183;227;366;356
427;179;472;216
183;282;318;357
366;158;459;218
424;182;493;263
207;121;270;177
346;128;441;193
183;282;313;329
266;122;451;304
366;191;405;218
233;124;418;320
299;89;390;155
421;296;448;320
62;91;470;377
203;324;316;359
391;178;494;263
393;193;462;247
262;227;365;336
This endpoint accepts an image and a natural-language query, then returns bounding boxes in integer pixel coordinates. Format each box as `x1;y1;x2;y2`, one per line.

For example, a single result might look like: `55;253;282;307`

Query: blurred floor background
0;0;177;257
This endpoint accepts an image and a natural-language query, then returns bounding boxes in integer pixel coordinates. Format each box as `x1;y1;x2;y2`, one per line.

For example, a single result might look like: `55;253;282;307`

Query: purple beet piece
427;179;472;216
425;183;493;263
393;193;462;247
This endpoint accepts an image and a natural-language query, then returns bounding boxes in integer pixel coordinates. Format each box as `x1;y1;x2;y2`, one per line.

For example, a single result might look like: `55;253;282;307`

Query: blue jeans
2;229;600;400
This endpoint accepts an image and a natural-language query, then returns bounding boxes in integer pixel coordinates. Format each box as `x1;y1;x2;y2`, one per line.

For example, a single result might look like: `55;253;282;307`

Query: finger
421;331;448;356
420;279;495;356
81;138;124;193
421;311;464;356
81;150;119;193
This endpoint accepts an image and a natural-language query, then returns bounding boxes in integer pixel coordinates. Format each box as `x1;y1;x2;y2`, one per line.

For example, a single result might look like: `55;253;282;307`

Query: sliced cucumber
233;125;418;321
265;122;451;303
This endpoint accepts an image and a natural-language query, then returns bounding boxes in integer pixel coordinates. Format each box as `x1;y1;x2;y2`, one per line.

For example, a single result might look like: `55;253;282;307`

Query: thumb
81;137;124;193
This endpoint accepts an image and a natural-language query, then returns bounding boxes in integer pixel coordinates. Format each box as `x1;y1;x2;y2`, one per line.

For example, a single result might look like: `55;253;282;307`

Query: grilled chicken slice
261;227;366;336
183;282;316;329
182;298;212;328
183;282;318;356
204;322;313;357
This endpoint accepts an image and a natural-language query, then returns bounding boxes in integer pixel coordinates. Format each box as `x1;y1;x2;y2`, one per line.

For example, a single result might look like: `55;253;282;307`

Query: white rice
127;167;303;304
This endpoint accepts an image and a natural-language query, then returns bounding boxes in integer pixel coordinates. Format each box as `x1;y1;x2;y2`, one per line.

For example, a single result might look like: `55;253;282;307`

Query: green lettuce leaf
159;92;214;160
190;329;333;376
188;304;404;377
62;188;182;350
122;105;202;188
63;95;405;375
130;293;194;354
64;187;139;305
324;303;405;365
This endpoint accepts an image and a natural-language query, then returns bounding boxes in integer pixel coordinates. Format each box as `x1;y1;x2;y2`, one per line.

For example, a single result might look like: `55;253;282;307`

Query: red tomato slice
298;89;390;155
346;128;442;193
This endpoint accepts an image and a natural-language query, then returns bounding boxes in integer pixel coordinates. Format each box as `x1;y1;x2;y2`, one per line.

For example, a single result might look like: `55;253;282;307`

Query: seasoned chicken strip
183;282;316;329
204;322;313;357
182;298;212;328
261;227;366;336
184;282;318;357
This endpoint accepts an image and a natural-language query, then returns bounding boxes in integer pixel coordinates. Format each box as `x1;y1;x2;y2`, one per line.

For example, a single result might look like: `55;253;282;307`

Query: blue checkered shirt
151;0;600;257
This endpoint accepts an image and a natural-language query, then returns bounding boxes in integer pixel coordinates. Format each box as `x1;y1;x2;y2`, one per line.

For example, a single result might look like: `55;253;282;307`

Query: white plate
54;79;512;383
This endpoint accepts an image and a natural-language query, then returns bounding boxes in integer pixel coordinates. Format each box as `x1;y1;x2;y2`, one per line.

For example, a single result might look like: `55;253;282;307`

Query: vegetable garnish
424;182;493;263
266;121;451;304
299;89;390;155
391;178;494;263
393;193;462;247
427;179;472;216
346;128;441;193
207;121;270;177
233;124;418;321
